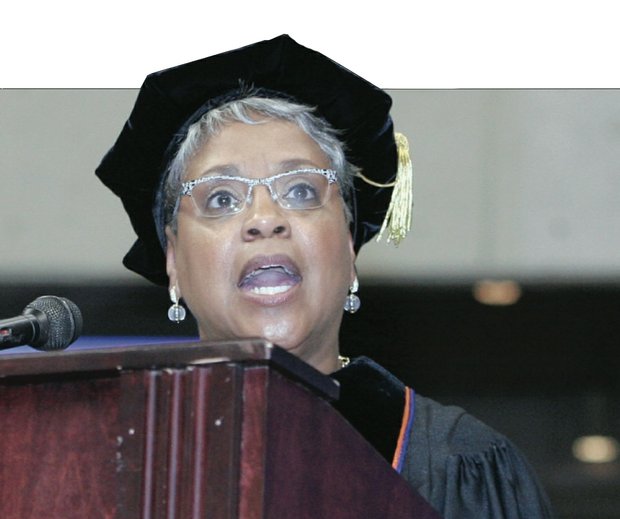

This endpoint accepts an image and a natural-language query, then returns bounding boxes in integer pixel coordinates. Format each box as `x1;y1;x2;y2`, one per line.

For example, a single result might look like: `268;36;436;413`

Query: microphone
0;296;83;351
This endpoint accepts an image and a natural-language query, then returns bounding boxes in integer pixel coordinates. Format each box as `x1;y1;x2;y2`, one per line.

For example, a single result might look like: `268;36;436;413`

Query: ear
165;226;180;294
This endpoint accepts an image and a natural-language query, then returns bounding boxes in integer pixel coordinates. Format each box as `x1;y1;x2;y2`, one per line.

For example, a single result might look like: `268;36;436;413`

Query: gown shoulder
403;393;554;519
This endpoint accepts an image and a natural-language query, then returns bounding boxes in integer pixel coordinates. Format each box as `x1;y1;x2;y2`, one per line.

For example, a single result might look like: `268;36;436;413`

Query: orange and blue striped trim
391;386;415;473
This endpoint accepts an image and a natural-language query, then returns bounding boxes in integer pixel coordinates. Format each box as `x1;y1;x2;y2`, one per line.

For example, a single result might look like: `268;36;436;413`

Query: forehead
185;119;330;180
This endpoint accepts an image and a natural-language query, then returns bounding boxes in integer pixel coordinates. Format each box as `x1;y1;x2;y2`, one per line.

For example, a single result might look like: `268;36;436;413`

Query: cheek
174;223;234;300
304;221;354;290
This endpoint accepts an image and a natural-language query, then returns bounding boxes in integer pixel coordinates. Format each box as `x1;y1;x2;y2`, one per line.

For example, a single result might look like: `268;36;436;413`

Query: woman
162;96;359;374
97;35;553;518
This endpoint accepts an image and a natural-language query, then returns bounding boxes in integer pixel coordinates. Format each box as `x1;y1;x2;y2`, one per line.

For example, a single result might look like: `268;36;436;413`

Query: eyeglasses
181;168;338;218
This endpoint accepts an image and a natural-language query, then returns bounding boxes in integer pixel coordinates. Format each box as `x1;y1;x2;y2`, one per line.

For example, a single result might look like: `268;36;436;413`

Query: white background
3;1;619;87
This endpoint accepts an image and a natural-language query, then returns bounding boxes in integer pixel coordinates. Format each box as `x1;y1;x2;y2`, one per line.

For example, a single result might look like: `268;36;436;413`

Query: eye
191;178;246;216
206;189;242;211
278;172;326;210
284;182;318;203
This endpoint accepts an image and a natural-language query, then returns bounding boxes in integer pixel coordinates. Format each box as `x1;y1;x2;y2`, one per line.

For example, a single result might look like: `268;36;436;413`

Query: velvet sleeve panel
402;394;554;519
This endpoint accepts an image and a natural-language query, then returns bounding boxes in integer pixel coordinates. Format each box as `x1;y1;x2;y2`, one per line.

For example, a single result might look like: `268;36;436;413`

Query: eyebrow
277;159;323;171
198;164;241;178
195;159;323;179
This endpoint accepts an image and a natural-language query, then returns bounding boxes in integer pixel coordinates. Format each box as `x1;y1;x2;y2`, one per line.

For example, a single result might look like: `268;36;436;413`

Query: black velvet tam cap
96;34;399;286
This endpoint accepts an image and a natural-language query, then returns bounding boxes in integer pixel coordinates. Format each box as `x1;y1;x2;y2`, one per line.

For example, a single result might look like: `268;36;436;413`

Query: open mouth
238;256;302;296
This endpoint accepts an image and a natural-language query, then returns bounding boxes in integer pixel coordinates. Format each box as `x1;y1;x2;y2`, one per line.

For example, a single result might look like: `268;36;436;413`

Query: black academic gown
331;357;554;519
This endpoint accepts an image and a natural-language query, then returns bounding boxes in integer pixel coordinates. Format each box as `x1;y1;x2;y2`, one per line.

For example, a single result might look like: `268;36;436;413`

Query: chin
257;321;299;349
198;314;310;354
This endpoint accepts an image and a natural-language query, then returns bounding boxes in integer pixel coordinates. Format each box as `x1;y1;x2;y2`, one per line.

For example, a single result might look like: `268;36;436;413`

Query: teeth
250;285;292;295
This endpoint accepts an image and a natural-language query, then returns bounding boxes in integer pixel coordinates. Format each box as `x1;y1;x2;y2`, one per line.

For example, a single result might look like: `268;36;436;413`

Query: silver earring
344;276;361;314
167;286;186;323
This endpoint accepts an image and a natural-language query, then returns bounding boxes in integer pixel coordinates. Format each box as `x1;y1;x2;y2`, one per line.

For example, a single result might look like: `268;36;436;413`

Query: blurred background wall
1;89;619;518
2;89;620;281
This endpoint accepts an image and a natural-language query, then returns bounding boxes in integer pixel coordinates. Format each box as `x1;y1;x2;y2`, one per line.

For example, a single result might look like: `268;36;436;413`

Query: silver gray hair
162;96;357;234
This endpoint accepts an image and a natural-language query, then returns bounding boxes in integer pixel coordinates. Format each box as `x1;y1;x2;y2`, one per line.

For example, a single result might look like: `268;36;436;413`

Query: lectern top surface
0;339;339;400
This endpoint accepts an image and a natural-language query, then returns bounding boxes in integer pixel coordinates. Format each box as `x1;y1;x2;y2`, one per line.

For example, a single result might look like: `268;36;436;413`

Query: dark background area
2;281;619;518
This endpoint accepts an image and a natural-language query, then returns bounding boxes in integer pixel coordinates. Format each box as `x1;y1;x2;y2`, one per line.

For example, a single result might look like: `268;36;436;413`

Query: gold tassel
356;132;413;245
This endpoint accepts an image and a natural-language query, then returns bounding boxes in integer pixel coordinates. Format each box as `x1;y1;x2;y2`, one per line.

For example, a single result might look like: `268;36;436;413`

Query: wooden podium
0;340;440;518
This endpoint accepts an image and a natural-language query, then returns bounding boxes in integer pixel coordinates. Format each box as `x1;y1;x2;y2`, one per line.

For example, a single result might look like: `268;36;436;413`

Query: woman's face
165;118;356;373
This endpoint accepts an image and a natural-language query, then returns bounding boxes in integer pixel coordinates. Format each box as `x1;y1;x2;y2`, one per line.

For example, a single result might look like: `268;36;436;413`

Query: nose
241;185;291;241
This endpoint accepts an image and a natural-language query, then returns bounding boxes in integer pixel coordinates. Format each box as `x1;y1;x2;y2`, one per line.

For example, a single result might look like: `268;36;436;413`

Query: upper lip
238;254;302;287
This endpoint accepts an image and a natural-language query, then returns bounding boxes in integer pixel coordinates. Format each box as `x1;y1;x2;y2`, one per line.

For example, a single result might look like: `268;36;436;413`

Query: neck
310;353;341;375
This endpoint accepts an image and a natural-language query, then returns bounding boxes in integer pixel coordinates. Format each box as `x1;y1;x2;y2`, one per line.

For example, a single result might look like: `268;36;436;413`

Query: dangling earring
344;276;361;314
167;286;186;323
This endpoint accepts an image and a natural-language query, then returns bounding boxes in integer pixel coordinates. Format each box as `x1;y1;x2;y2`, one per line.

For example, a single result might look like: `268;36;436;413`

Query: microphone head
24;296;83;351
